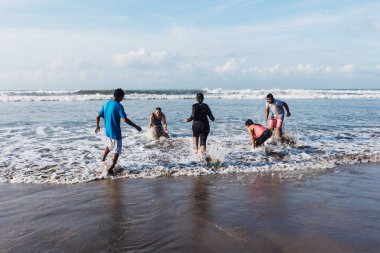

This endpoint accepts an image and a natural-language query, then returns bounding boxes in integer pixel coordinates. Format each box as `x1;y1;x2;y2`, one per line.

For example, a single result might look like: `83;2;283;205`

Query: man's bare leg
108;153;119;174
101;147;110;162
276;127;281;139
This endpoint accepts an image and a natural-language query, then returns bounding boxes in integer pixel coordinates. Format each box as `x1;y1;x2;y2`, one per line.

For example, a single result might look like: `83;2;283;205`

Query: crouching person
245;119;272;149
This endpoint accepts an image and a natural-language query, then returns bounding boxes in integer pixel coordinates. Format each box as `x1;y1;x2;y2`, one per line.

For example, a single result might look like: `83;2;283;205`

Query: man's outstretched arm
124;117;142;132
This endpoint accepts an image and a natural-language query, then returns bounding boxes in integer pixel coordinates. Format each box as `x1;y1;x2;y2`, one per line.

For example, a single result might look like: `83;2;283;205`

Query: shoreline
1;162;379;253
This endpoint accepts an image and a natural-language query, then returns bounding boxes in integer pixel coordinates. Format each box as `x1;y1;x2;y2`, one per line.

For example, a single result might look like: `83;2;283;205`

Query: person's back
185;93;215;158
101;99;126;140
95;88;142;175
249;124;268;139
245;119;272;149
192;103;214;124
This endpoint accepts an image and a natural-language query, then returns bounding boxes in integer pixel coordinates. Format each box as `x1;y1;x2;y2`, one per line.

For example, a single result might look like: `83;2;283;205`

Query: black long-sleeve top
188;103;215;124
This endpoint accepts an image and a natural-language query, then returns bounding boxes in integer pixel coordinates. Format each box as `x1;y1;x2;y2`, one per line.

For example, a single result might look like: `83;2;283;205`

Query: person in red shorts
265;93;291;139
245;119;272;149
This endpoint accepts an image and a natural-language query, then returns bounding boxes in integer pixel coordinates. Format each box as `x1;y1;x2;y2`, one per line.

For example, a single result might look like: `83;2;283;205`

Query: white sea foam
0;97;379;184
4;90;80;95
0;123;378;184
0;89;379;102
35;126;47;136
145;127;169;140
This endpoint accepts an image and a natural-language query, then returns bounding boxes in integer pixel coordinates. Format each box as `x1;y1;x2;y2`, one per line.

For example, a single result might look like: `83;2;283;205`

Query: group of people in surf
95;88;291;175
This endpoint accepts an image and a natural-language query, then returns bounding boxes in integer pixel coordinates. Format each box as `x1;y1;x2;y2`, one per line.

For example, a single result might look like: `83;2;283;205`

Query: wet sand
1;163;379;253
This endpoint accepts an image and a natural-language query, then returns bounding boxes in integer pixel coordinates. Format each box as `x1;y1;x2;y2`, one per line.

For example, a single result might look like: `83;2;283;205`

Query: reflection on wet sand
0;163;379;253
103;180;126;252
250;174;289;229
191;177;210;237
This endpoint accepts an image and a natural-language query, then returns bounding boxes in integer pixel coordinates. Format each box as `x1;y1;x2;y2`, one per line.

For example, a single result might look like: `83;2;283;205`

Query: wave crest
0;88;379;102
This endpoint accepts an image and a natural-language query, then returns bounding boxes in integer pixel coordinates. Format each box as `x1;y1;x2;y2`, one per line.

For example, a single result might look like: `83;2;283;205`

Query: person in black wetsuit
148;107;169;139
185;93;215;158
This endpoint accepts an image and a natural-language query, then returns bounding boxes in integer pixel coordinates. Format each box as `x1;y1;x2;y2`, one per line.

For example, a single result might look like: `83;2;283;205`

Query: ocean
0;89;379;184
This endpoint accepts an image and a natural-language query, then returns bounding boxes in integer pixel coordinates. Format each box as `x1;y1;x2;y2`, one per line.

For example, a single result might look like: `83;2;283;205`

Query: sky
0;0;379;90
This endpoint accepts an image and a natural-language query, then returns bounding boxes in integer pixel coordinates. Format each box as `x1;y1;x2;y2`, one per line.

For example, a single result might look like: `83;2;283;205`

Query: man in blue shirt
95;88;142;175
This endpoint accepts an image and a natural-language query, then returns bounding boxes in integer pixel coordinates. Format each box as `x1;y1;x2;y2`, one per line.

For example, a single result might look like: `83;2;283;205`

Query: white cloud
112;48;168;67
1;60;380;90
324;65;333;73
339;64;355;73
214;58;246;74
296;64;321;74
177;60;209;74
250;64;280;77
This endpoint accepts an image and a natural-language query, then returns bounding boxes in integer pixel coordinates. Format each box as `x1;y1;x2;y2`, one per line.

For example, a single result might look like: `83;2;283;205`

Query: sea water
0;89;379;184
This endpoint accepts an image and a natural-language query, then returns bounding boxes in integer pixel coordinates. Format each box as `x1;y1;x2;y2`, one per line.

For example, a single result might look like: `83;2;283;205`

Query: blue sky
0;0;379;90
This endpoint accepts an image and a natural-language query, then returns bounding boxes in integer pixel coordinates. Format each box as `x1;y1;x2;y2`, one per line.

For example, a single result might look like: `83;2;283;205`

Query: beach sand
1;163;379;253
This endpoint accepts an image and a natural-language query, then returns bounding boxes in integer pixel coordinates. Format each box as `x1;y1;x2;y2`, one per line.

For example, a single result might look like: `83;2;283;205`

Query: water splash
206;146;228;165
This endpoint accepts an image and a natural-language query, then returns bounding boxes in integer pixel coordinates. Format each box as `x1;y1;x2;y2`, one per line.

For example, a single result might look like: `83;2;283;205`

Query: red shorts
269;117;283;129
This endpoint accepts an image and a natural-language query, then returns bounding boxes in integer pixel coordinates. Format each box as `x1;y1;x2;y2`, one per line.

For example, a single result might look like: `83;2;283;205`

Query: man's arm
283;102;291;117
265;107;270;123
95;115;101;134
124;117;142;132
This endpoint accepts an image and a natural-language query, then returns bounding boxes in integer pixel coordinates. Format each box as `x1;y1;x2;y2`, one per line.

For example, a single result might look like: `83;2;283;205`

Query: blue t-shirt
98;100;127;140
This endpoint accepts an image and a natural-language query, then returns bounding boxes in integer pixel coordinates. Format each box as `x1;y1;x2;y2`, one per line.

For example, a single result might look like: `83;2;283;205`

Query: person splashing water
265;93;291;140
148;107;169;139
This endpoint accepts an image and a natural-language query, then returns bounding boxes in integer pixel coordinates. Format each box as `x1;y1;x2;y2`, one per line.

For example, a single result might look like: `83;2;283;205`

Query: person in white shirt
265;93;291;139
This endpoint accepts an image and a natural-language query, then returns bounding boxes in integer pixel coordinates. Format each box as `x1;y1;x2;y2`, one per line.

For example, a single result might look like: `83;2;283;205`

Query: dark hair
245;119;254;126
196;93;204;103
266;93;274;99
114;88;125;98
155;107;161;111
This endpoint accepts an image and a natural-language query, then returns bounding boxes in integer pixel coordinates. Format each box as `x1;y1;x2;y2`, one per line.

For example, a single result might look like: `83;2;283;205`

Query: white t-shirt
266;99;285;118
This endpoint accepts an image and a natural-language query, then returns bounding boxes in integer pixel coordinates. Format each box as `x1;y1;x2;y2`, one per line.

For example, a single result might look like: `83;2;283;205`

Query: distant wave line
0;88;379;101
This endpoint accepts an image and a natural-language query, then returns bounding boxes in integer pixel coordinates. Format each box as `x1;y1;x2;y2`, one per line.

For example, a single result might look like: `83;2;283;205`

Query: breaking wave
0;88;379;102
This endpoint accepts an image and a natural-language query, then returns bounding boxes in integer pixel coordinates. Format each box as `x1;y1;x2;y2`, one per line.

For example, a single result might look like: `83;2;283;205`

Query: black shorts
255;129;272;147
192;121;210;146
